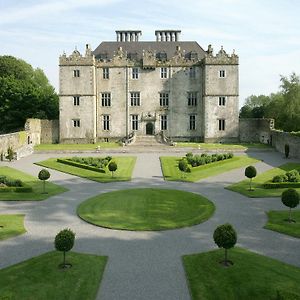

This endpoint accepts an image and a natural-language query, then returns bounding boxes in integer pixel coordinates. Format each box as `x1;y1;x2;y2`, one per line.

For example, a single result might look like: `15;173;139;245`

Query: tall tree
0;56;58;133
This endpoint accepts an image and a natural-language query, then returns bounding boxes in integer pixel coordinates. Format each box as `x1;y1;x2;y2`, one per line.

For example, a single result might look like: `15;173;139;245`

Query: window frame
130;92;141;106
218;119;226;131
188;92;198;106
103;114;110;131
189;115;196;130
72;119;80;127
218;96;226;106
103;67;109;79
159;92;169;107
160;67;168;79
132;67;139;79
131;114;139;131
219;70;226;78
189;66;196;79
73;69;80;77
160;115;167;130
101;92;111;107
73;96;80;106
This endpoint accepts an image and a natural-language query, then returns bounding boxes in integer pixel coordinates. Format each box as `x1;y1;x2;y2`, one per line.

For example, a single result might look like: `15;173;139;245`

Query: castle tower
202;45;239;142
59;45;97;143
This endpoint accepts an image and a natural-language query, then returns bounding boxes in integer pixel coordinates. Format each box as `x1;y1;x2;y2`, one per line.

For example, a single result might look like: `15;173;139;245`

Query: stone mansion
59;30;239;143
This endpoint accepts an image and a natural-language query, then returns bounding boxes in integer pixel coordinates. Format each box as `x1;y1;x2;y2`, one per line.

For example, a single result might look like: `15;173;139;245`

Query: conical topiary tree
178;159;188;178
38;169;50;193
281;189;299;223
213;223;237;266
245;166;257;191
54;228;75;268
108;161;117;178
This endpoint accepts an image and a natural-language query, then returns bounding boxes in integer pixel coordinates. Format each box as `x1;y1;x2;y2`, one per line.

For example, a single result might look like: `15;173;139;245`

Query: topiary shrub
284;144;290;159
178;159;188;177
245;166;257;191
213;223;237;267
54;228;75;268
272;174;288;183
38;169;50;194
281;189;300;223
108;161;118;178
6;147;14;162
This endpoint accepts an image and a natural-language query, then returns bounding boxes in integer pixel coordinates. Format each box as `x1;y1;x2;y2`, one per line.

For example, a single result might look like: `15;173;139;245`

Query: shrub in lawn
205;156;212;164
245;165;257;191
6;147;14;162
186;152;193;159
286;170;299;182
105;156;112;162
108;161;118;178
38;169;50;194
281;189;300;223
272;174;288;183
54;228;75;268
285;144;290;159
178;159;188;177
217;154;224;161
228;152;234;158
213;223;237;267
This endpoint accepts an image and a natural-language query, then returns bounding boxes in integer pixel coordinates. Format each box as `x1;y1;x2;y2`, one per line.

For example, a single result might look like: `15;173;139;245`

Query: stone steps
131;135;165;147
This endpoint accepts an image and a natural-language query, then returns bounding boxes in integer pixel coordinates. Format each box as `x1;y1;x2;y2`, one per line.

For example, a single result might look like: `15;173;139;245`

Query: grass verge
34;143;120;151
0;167;67;201
175;142;271;150
264;210;300;238
0;251;107;300
226;163;300;197
77;188;215;230
160;155;259;182
183;247;300;300
35;156;136;183
0;214;26;240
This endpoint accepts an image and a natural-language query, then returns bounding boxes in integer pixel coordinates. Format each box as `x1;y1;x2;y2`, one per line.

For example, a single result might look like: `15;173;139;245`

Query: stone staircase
130;135;166;147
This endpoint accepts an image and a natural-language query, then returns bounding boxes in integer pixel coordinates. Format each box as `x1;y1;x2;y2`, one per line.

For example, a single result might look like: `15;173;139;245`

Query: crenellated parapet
204;45;238;65
59;45;95;66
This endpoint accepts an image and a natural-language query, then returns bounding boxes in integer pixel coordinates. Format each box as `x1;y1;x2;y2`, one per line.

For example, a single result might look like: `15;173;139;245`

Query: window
131;115;138;131
218;119;225;131
72;119;80;127
160;115;167;130
101;93;111;107
159;93;169;107
160;67;168;79
73;70;80;77
188;92;197;106
132;68;139;79
103;67;109;79
73;96;80;106
189;115;196;130
189;67;196;78
219;70;226;78
130;92;140;106
219;96;226;106
103;115;110;131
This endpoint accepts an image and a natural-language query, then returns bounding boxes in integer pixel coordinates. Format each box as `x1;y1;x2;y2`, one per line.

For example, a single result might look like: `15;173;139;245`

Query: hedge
57;158;106;173
263;182;300;189
0;186;33;193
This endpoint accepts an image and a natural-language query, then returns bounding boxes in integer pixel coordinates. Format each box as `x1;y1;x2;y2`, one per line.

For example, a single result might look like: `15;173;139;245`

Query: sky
0;0;300;107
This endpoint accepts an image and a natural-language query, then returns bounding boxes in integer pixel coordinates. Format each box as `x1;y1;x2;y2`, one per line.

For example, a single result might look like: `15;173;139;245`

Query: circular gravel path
0;150;299;300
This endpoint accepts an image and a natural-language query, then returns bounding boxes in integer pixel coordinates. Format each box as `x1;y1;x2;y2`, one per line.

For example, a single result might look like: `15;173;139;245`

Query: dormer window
189;52;198;60
157;52;167;62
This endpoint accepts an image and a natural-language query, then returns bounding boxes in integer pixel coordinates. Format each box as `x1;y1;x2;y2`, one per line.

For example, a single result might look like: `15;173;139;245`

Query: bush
286;170;299;182
57;159;106;173
217;154;224;161
108;161;118;178
281;189;300;222
272;174;288;183
38;169;50;194
285;144;290;159
6;146;14;162
245;166;257;191
263;182;300;189
178;159;188;173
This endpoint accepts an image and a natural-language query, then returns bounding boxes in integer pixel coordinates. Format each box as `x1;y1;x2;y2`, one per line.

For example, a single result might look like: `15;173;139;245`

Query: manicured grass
0;214;26;240
160;155;259;182
77;188;215;230
227;163;300;197
265;210;300;238
0;167;67;201
175;142;271;150
183;247;300;300
34;143;120;151
0;251;107;300
36;156;136;183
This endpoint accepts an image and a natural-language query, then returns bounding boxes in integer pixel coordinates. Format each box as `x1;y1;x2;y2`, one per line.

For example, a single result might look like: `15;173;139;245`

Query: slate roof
92;41;207;61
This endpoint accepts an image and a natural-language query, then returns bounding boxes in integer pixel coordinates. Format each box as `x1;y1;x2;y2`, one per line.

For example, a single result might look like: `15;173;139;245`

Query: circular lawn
77;188;215;231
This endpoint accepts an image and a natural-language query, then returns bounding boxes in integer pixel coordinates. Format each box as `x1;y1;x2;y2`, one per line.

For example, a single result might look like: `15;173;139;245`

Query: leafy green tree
281;189;299;223
38;169;50;193
213;223;237;266
54;228;75;268
108;161;117;178
245;166;257;191
0;56;58;133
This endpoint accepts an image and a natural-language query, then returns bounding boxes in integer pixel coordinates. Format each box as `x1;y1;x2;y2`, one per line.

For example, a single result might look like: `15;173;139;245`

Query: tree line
0;56;58;134
240;73;300;132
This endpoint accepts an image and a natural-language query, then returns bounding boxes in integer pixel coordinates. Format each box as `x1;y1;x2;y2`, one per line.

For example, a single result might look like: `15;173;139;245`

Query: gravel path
0;150;299;300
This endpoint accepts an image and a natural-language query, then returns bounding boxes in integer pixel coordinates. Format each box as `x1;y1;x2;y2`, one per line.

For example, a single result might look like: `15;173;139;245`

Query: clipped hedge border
263;182;300;189
57;158;106;173
0;185;33;193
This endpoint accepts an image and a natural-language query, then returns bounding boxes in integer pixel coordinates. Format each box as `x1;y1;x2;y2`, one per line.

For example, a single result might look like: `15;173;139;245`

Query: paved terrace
0;149;299;300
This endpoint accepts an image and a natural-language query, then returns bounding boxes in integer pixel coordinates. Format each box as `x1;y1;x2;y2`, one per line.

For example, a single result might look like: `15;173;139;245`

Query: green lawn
34;143;120;151
35;156;136;183
77;188;215;230
160;155;259;182
0;251;107;300
183;247;300;300
0;167;67;201
227;163;300;197
265;210;300;238
175;142;271;150
0;214;26;240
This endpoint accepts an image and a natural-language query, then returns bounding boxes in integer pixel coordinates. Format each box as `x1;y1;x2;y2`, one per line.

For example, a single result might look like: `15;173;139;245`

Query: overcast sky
1;0;299;106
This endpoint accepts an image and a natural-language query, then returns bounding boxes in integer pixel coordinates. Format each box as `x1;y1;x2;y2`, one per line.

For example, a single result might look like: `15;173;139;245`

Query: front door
146;122;154;135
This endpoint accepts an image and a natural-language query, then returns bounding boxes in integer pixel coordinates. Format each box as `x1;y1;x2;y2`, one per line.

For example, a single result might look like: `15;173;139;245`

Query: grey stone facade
59;30;239;143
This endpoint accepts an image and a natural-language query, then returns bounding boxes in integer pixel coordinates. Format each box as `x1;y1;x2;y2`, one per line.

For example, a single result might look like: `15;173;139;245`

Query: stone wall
0;131;29;155
271;130;300;158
